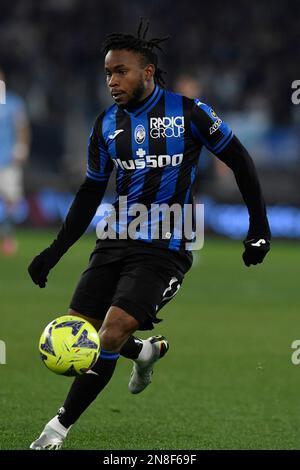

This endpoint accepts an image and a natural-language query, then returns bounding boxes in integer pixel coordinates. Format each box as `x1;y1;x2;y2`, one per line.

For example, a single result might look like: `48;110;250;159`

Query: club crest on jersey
134;125;146;144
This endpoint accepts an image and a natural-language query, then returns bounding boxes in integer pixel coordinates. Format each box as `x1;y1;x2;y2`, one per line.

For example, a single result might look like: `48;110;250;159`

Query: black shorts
70;243;192;331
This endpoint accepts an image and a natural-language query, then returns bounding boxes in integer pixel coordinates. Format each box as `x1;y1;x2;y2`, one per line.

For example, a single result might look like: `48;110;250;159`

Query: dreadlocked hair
101;18;170;87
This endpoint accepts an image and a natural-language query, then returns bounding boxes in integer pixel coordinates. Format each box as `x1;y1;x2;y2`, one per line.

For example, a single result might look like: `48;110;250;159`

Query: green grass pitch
0;230;299;450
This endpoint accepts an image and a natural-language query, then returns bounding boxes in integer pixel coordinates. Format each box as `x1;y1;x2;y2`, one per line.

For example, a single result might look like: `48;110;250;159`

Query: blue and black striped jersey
87;85;233;251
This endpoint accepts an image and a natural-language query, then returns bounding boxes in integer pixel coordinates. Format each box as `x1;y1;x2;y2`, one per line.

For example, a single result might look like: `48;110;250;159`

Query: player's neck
139;82;156;103
125;83;156;112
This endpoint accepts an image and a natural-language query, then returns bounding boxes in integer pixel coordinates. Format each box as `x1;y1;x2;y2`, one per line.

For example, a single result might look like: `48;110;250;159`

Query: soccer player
0;68;30;255
28;20;271;449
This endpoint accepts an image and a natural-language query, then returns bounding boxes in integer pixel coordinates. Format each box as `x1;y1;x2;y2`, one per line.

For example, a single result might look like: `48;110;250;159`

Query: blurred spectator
174;73;215;191
174;74;202;100
0;68;30;255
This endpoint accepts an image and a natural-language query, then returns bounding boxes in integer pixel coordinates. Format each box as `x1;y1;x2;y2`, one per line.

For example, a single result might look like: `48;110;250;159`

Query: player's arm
28;115;113;287
191;100;271;266
216;136;271;266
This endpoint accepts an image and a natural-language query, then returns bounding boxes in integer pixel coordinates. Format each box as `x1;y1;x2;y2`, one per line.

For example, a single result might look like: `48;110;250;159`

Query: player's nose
108;73;119;88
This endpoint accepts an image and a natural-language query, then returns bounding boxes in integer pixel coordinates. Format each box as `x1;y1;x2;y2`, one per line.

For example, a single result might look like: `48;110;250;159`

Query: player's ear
144;63;155;82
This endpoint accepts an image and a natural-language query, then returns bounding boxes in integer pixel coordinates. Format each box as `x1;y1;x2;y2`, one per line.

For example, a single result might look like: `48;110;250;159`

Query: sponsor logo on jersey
134;124;146;144
209;118;222;134
209;108;222;134
150;116;185;139
112;149;183;170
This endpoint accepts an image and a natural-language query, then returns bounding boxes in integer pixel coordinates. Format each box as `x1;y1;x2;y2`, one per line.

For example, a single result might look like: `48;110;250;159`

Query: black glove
28;246;62;288
242;237;270;267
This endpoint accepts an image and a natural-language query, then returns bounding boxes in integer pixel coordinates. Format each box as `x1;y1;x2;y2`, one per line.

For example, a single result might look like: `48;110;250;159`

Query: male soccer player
0;68;30;255
28;20;271;449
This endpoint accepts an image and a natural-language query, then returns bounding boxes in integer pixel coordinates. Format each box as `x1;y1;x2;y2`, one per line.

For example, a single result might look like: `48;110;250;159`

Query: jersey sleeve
190;99;233;154
86;115;113;182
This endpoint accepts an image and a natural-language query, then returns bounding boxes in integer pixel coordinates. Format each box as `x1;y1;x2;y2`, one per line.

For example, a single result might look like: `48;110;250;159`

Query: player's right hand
28;247;61;288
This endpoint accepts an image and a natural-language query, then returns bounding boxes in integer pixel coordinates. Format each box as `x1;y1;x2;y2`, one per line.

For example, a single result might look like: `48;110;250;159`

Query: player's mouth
111;91;126;102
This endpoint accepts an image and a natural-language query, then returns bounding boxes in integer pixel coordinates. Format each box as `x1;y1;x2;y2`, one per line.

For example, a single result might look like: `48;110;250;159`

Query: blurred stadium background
1;0;300;451
1;0;300;236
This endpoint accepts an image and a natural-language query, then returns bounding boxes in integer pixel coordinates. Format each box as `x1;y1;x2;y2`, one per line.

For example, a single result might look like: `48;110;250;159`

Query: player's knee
99;329;124;352
99;306;139;351
100;323;133;351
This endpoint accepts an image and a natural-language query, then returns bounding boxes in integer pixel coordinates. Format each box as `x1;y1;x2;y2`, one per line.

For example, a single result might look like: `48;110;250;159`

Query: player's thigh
69;259;121;326
112;256;186;331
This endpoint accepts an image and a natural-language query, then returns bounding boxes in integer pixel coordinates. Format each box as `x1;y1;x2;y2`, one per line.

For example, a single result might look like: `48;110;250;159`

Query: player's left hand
242;237;270;267
28;247;61;288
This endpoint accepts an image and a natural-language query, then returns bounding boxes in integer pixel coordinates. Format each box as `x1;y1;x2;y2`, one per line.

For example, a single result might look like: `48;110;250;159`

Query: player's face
105;49;154;108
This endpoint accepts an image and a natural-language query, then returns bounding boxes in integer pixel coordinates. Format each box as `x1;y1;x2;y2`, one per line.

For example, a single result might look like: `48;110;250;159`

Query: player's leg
30;249;187;449
111;252;189;394
30;257;121;450
69;307;144;361
67;307;156;367
66;248;153;361
30;306;139;450
56;306;139;429
68;307;160;383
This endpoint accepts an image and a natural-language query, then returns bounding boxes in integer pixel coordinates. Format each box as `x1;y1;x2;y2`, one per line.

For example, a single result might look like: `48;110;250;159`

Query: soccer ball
39;315;100;376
